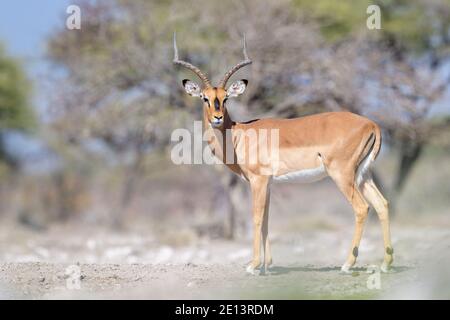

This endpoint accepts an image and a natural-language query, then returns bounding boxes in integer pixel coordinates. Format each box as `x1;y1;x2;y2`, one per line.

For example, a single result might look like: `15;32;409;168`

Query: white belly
273;164;328;183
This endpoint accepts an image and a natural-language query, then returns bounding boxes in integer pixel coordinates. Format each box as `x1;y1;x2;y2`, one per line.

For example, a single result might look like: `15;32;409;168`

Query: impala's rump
355;131;378;185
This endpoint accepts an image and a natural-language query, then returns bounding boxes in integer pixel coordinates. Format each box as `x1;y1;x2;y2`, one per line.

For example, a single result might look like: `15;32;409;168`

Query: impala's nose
212;115;223;126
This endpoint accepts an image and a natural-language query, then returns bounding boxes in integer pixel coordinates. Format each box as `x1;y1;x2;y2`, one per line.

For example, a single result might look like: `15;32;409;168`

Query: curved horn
218;34;252;88
173;32;211;87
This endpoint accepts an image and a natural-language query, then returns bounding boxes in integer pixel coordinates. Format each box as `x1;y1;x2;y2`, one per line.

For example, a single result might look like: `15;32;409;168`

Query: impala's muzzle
211;115;223;127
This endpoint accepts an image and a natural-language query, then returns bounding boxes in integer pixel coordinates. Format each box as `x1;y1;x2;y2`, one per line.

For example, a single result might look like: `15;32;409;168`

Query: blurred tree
294;0;450;211
294;0;450;53
0;43;35;170
45;0;450;232
45;0;325;232
46;0;195;228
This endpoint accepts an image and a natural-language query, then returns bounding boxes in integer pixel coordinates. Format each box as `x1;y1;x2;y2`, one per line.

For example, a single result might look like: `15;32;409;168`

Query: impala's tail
356;125;382;186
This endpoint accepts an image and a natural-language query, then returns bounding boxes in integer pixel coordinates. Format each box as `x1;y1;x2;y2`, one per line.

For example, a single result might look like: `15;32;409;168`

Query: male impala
173;34;393;275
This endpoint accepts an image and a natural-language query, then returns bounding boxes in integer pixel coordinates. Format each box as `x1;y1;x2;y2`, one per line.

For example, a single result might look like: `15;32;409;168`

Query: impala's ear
226;79;248;98
182;79;202;97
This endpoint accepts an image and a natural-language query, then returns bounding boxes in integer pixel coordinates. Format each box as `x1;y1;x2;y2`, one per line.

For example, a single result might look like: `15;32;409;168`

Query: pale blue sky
0;1;70;171
0;0;69;58
0;1;72;117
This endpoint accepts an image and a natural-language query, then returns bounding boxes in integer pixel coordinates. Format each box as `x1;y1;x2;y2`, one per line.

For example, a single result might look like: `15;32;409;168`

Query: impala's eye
203;97;209;103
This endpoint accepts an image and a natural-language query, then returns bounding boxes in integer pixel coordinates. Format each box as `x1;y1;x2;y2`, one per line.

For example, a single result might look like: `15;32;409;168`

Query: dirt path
0;261;417;299
0;225;448;299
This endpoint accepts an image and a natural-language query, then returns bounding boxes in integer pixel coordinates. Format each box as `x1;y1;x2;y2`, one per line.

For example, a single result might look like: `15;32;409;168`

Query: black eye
223;98;228;104
203;98;209;103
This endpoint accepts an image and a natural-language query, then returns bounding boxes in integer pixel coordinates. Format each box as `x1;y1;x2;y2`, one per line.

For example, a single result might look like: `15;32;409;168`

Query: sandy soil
0;261;421;299
0;222;449;299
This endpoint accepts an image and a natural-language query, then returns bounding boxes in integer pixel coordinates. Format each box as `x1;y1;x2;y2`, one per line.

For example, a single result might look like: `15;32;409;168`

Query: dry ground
0;221;448;299
0;151;448;299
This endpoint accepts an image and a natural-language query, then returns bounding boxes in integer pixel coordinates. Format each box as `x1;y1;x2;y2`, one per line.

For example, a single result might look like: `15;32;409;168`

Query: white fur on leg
380;261;390;273
340;263;352;274
246;264;257;275
261;264;271;276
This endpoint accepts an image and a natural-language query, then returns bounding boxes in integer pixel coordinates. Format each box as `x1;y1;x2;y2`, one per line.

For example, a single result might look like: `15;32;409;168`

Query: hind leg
341;188;369;273
361;178;393;272
328;170;370;273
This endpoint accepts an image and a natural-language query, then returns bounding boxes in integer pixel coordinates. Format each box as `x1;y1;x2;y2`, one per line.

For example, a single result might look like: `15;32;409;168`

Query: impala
173;34;394;275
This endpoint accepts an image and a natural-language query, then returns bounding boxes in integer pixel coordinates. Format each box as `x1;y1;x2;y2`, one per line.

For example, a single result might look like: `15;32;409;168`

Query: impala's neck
203;106;241;174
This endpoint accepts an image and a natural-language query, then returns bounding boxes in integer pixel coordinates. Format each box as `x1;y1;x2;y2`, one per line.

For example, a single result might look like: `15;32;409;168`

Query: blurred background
0;0;449;299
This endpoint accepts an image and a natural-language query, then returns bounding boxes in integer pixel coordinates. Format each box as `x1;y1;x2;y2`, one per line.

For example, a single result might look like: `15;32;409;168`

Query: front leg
261;185;272;275
247;175;270;275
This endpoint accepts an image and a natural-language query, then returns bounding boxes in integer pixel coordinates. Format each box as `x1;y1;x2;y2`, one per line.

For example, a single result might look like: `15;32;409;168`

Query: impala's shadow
267;265;412;275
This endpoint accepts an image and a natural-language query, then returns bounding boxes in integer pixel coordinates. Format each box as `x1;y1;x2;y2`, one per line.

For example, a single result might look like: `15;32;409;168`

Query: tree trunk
220;173;248;240
111;151;145;229
390;138;424;215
